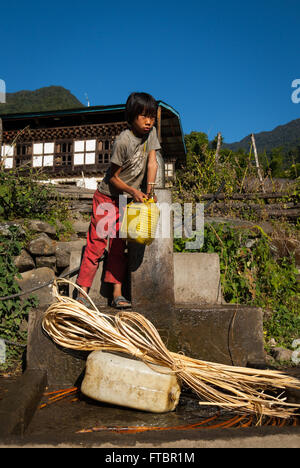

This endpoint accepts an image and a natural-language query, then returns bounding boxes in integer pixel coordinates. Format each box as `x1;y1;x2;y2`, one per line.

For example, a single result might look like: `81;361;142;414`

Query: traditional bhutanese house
0;102;186;189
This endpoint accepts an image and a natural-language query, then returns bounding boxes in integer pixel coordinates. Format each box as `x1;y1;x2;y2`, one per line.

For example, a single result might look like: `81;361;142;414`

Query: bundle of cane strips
42;279;300;421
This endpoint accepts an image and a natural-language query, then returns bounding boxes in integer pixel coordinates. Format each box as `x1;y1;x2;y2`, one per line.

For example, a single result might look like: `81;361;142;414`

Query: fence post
251;133;265;193
215;132;222;163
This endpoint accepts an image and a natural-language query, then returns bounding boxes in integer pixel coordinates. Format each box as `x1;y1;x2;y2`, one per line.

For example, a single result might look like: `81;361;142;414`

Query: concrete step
27;302;264;388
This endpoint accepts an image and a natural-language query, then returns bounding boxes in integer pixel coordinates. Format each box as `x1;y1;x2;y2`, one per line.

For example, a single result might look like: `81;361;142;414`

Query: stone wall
0;219;89;307
2;212;299;309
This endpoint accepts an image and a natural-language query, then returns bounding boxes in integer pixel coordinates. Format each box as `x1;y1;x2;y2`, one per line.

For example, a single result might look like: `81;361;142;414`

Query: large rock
16;267;55;307
27;233;56;256
35;256;57;270
26;219;56;238
271;347;293;363
0;222;26;237
14;249;35;272
0;219;57;239
71;220;90;237
55;242;71;269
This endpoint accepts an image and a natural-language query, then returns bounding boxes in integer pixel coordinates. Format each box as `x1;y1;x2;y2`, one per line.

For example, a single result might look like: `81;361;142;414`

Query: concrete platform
2;429;300;448
0;369;299;448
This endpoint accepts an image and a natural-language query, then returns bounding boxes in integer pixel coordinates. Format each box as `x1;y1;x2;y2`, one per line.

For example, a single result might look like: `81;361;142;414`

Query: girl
76;92;160;308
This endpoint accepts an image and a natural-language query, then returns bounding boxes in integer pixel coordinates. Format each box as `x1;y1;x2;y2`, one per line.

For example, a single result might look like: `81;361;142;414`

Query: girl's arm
146;150;158;199
109;163;147;202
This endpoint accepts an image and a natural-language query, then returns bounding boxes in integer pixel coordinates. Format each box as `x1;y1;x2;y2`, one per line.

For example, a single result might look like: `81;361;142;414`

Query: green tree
184;131;209;165
269;147;284;177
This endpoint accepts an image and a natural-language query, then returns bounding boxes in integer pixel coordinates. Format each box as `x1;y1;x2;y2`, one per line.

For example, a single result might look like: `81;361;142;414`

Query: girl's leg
104;237;129;305
77;190;129;307
104;237;127;285
103;199;130;306
76;191;113;292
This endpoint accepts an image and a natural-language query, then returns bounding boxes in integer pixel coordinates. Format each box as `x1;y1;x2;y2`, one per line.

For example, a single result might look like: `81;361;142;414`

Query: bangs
126;92;158;124
141;104;157;118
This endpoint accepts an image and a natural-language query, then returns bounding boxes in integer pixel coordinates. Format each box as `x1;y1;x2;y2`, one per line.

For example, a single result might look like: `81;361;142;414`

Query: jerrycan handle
147;182;156;201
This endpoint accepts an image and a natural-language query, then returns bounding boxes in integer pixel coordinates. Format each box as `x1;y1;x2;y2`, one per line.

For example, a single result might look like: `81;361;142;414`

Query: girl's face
132;113;155;137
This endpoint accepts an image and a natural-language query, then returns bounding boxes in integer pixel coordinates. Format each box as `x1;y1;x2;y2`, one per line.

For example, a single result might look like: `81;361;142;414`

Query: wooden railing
201;191;299;220
51;185;299;220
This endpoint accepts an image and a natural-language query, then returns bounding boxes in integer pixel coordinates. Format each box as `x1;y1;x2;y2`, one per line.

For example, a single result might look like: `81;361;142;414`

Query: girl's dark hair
125;92;158;124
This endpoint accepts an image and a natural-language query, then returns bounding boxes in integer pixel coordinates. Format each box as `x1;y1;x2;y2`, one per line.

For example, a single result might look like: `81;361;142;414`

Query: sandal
112;296;132;309
77;296;93;309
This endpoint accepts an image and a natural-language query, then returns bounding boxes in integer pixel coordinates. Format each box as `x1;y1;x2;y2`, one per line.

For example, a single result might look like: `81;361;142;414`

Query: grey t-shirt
98;126;161;197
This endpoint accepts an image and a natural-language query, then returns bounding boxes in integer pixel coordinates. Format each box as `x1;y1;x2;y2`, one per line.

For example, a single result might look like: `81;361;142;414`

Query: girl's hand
131;188;148;203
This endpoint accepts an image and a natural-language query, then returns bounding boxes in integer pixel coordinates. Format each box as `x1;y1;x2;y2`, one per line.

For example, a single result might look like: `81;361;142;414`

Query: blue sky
1;0;300;143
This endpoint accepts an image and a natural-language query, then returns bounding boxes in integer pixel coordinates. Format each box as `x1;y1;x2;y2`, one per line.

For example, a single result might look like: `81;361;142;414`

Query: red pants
76;191;127;288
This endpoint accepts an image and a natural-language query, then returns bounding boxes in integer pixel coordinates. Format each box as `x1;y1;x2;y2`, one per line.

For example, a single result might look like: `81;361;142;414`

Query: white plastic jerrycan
81;351;181;413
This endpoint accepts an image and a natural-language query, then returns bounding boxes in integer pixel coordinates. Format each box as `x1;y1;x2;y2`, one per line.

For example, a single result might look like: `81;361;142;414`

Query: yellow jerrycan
120;188;160;246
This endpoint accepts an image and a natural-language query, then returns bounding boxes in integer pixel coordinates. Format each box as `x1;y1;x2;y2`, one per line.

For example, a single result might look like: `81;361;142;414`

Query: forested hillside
0;86;84;115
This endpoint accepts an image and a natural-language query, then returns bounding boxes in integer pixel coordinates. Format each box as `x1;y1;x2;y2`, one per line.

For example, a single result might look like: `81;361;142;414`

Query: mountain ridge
224;118;300;154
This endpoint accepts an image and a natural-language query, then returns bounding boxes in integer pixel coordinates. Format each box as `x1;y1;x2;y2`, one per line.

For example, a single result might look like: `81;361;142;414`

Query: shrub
0;167;70;225
0;226;38;368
